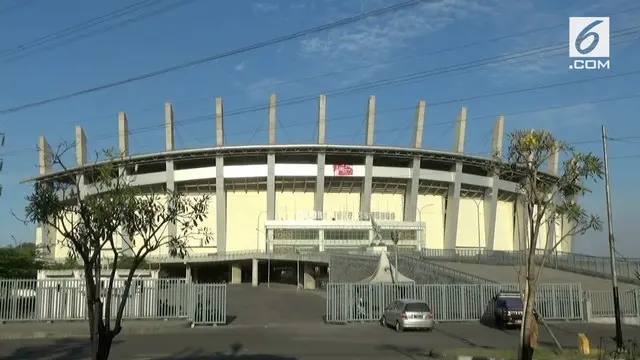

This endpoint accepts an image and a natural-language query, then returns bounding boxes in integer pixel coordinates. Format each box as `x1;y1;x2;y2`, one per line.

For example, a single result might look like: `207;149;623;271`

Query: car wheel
380;316;386;327
495;317;504;329
425;327;433;332
395;321;403;332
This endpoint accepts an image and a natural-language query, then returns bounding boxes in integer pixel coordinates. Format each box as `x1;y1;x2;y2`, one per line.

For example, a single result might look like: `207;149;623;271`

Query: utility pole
601;125;624;352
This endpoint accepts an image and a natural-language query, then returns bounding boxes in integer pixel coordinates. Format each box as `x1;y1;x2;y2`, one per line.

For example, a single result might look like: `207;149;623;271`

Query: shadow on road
149;342;297;360
4;341;297;360
2;338;122;360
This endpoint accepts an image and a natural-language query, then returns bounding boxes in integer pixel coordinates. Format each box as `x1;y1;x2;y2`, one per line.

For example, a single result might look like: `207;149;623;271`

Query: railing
586;289;640;318
145;249;330;264
325;282;584;323
422;249;640;284
0;278;226;325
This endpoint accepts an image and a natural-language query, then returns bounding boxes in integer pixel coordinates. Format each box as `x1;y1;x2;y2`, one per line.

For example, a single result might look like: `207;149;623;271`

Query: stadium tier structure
30;94;572;285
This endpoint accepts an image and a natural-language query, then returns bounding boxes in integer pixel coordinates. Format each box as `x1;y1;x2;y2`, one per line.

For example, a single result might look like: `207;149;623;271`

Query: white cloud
246;78;284;101
299;0;500;77
251;2;278;13
235;62;245;72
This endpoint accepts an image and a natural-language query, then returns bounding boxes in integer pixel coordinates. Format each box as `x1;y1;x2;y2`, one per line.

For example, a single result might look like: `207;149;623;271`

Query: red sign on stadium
333;164;353;176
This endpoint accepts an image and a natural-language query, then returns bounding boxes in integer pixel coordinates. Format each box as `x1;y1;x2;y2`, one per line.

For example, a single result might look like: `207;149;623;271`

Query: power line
0;0;439;115
1;0;201;63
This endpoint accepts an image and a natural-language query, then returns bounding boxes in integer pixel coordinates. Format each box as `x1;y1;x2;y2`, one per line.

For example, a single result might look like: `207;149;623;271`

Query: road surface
0;322;636;359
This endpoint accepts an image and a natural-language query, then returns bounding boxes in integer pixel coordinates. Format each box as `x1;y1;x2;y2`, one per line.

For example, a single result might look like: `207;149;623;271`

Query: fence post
583;291;592;323
634;289;640;321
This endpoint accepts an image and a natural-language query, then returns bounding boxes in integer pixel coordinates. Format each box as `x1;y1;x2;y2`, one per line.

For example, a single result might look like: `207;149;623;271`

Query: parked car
491;291;538;329
380;299;435;332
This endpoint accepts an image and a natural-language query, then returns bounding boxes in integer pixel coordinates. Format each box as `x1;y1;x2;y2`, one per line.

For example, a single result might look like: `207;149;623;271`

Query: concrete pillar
303;263;316;290
361;96;376;218
364;95;375;146
75;125;87;198
165;102;175;151
215;97;227;252
314;95;326;219
484;116;504;250
230;263;242;284
38;136;52;175
318;229;324;252
165;102;176;243
443;107;466;249
404;101;426;222
444;163;462;249
267;94;276;222
215;97;224;147
118;112;129;157
251;258;259;287
186;265;192;283
453;107;467;153
268;93;276;145
412;100;426;148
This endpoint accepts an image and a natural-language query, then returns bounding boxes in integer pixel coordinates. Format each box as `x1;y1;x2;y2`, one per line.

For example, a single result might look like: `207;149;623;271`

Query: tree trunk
96;331;114;360
520;278;538;360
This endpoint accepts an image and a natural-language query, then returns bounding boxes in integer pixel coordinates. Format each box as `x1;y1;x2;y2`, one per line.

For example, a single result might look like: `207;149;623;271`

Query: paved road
226;284;325;326
0;322;636;359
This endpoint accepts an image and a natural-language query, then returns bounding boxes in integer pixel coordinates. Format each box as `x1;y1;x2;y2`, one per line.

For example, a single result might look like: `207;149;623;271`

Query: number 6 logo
575;20;603;55
569;17;610;58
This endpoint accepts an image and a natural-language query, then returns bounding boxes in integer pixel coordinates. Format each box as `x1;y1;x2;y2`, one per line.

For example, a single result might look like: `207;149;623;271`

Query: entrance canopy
360;250;414;284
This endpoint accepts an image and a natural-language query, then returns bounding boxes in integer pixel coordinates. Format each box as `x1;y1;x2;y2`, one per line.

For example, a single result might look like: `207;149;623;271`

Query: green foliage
0;243;43;278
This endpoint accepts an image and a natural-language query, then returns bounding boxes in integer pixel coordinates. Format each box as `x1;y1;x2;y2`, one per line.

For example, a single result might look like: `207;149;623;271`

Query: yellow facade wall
370;193;404;221
176;194;217;256
54;212;75;260
227;190;266;252
275;191;314;220
456;197;486;248
494;200;515;251
324;192;360;217
416;194;445;249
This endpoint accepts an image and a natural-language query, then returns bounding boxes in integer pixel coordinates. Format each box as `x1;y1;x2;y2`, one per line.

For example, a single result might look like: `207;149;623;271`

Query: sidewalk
0;319;192;340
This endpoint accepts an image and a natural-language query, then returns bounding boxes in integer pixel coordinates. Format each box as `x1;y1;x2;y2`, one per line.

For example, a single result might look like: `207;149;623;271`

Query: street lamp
256;211;267;251
417;204;434;250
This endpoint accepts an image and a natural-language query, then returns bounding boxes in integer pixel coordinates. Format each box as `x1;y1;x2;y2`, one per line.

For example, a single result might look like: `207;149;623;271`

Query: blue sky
0;0;639;257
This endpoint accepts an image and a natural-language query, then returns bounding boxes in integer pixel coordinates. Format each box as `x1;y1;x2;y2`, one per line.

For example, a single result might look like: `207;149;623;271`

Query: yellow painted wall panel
324;192;360;218
416;194;445;249
227;190;266;252
494;200;515;250
456;197;486;248
275;191;314;220
176;194;217;256
371;193;404;221
533;205;549;250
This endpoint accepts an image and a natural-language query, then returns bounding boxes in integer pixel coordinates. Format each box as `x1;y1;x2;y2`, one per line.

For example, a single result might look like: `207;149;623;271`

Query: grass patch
445;347;602;359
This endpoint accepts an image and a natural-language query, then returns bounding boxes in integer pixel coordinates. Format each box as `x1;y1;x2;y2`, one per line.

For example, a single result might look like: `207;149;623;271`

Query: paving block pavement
0;319;192;340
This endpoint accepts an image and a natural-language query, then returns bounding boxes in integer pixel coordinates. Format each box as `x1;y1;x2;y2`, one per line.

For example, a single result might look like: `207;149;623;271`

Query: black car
491;292;538;329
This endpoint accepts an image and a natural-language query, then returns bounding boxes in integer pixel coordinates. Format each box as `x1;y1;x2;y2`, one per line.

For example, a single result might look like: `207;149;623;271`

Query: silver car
380;299;435;332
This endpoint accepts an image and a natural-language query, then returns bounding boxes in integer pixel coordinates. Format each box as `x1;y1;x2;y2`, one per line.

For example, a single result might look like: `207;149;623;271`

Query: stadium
31;93;573;288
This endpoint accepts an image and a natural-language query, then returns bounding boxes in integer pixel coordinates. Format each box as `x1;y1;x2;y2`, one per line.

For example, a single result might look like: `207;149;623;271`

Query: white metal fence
325;283;585;323
0;279;227;325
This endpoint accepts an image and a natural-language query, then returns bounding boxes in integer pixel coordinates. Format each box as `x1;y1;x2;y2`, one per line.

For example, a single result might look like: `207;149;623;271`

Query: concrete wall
416;194;445;249
370;193;404;221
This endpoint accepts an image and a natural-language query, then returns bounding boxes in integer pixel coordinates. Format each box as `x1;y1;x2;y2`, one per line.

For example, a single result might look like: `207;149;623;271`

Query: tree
0;243;43;278
496;130;603;360
23;144;212;360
